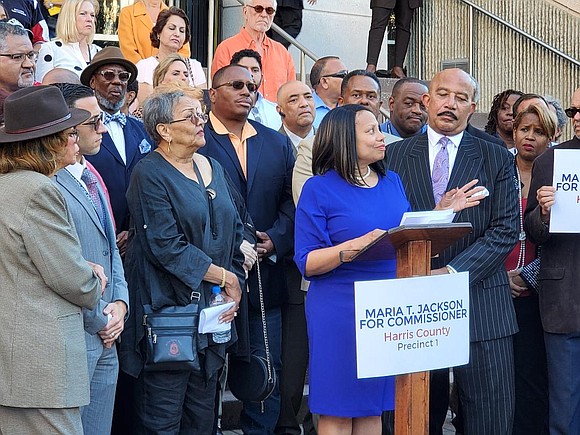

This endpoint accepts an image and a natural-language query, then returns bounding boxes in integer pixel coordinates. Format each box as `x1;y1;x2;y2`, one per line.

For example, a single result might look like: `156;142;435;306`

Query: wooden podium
344;223;472;435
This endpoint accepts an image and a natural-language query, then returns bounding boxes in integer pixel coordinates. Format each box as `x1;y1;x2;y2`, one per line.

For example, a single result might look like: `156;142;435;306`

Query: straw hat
0;86;90;143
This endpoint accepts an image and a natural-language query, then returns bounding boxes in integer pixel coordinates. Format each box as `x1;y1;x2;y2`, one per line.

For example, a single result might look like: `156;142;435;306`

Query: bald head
42;68;82;85
277;80;314;137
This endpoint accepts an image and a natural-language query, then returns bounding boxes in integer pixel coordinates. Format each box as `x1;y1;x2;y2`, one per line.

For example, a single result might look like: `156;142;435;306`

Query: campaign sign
550;149;580;233
354;273;469;379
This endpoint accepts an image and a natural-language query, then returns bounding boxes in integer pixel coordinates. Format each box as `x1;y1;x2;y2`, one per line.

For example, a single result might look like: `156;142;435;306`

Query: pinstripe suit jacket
385;131;519;341
53;167;129;337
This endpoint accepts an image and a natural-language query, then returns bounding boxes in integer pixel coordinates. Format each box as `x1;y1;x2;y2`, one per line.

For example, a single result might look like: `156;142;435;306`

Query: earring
167;137;172;154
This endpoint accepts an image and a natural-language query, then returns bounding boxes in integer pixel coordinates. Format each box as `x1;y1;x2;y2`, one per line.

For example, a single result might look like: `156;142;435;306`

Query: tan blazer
118;1;191;65
0;171;100;408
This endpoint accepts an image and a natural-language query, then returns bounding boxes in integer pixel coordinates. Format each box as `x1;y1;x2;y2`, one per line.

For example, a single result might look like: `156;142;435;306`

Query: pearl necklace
357;166;372;181
513;165;526;270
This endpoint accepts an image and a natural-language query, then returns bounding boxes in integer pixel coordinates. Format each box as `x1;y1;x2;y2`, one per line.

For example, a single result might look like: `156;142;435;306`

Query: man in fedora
81;46;151;258
52;83;129;435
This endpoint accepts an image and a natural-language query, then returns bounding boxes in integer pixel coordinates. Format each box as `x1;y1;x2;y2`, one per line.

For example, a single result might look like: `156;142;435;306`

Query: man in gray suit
52;83;129;435
385;68;518;435
277;80;315;152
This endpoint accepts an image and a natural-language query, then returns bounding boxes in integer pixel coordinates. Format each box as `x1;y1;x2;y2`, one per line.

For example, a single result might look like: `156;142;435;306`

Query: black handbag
142;291;201;372
228;260;276;402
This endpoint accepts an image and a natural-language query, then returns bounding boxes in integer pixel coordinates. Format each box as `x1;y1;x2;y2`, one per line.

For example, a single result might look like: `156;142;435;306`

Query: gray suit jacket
0;171;100;408
385;131;519;341
53;167;129;337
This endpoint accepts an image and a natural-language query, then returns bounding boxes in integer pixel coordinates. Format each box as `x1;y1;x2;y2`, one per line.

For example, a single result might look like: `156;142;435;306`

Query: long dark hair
485;89;523;134
312;104;386;186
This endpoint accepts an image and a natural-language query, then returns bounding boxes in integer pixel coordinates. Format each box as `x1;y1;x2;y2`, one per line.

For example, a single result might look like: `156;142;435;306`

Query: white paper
399;209;455;225
354;273;470;378
550;149;580;233
199;302;235;333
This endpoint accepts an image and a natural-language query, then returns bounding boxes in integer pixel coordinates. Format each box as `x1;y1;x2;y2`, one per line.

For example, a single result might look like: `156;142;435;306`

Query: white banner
354;273;470;379
550;149;580;233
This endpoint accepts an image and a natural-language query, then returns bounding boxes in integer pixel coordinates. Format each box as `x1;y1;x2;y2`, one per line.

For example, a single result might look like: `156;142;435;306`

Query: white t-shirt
136;56;206;87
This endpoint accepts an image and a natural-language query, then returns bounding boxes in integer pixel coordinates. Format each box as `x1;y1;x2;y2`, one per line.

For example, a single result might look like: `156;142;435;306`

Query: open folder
199;302;235;333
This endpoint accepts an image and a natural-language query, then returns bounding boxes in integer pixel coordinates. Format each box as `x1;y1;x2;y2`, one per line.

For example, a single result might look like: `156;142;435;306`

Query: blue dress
294;169;411;417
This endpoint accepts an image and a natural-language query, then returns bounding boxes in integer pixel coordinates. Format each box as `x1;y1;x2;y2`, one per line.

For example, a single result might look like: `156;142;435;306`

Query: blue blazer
86;118;151;232
53;168;129;336
200;118;296;309
385;131;519;342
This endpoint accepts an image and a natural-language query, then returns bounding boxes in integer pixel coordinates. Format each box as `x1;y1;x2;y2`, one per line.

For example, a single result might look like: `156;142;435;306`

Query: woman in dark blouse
120;83;245;434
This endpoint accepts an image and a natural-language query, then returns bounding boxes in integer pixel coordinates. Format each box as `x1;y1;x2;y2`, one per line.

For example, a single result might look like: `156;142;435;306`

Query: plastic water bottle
210;285;231;344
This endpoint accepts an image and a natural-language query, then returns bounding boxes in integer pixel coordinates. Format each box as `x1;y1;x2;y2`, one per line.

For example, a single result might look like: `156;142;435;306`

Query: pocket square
139;139;151;154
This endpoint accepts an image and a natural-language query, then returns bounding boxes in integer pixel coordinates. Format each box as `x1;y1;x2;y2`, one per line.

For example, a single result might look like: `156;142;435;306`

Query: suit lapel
407;135;436;209
207;120;246;183
101;133;126;166
55;169;106;238
448;133;483;220
246;135;263;195
124;125;141;168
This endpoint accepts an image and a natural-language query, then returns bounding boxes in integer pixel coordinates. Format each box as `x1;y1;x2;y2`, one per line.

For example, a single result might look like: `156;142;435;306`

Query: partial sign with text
550;149;580;233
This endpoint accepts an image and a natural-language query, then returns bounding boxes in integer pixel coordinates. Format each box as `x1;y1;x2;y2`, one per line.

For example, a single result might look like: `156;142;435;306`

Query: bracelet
220;267;226;288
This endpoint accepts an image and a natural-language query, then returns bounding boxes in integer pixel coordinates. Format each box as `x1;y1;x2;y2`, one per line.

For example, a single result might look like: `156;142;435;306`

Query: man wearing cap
81;46;151;258
52;83;129;435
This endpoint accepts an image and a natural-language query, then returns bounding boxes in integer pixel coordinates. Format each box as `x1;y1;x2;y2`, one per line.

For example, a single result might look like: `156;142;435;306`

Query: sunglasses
321;70;348;80
97;69;132;83
213;80;258;93
169;112;209;125
80;113;104;132
246;4;276;15
565;107;580;118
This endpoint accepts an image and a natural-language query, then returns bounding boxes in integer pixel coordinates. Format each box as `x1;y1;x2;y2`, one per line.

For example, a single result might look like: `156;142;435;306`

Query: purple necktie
432;137;450;204
81;167;105;227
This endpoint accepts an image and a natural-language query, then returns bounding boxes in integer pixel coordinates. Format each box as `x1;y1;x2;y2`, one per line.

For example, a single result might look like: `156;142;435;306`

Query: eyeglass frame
320;70;348;80
96;69;132;83
245;4;276;15
169;112;209;125
565;107;580;118
0;51;38;62
79;113;104;132
213;80;258;93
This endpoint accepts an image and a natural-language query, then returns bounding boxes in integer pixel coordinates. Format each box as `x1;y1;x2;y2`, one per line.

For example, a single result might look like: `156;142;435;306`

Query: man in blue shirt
380;77;428;138
310;55;347;128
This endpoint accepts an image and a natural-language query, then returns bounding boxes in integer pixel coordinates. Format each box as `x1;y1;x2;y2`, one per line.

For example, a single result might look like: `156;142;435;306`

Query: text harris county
359;299;467;329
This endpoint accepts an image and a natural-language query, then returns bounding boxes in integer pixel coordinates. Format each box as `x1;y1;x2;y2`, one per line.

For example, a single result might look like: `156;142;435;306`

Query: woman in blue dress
294;105;481;435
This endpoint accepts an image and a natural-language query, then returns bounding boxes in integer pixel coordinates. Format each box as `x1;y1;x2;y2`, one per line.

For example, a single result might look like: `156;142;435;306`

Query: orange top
211;27;296;103
118;1;191;65
209;112;257;178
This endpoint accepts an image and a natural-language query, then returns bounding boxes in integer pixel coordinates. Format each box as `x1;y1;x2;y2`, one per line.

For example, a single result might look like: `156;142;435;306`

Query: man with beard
81;47;151;257
0;21;36;121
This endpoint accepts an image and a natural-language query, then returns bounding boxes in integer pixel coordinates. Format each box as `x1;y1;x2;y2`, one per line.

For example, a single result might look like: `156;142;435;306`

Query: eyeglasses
0;51;38;62
213;80;258;93
68;129;79;141
565;107;580;118
321;70;348;80
97;69;132;83
245;4;276;15
80;113;104;132
169;112;209;125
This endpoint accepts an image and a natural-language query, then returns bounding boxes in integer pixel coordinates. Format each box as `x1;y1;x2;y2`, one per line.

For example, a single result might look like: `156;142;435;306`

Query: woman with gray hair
120;83;246;433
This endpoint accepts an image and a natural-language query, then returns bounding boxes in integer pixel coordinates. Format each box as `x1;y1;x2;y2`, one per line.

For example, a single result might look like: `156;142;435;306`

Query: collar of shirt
65;159;91;191
312;90;331;111
210;111;258;141
240;26;271;49
427;125;464;176
381;119;427;137
283;125;314;149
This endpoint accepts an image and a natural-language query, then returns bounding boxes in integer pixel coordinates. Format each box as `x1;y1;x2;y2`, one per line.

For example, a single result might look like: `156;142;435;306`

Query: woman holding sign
294;105;482;435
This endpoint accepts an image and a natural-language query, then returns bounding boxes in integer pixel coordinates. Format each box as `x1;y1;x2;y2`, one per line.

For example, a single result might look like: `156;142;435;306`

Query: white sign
354;273;470;379
550;149;580;233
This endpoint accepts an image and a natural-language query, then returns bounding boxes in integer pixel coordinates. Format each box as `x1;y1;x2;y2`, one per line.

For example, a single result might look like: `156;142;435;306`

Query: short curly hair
150;7;190;50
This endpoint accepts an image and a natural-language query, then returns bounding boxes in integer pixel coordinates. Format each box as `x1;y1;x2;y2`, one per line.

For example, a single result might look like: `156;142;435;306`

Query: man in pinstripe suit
385;68;519;435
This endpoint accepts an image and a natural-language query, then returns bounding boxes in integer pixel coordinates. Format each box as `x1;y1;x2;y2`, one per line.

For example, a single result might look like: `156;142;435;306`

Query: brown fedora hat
80;46;138;86
0;86;90;143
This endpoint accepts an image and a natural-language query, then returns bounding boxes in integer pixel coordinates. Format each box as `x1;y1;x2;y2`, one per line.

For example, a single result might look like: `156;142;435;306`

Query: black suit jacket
524;136;580;333
200;118;296;309
385;131;519;341
371;0;422;9
277;0;303;8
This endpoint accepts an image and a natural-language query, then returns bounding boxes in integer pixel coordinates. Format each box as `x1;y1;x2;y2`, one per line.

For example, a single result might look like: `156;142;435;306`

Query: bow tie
103;112;127;127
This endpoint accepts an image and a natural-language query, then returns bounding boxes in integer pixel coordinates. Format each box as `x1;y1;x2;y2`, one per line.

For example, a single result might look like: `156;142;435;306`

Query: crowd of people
0;1;578;435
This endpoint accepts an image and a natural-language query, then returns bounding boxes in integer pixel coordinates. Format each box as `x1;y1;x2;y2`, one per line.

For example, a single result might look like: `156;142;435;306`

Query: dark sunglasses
97;69;132;83
213;80;257;93
246;4;276;15
565;107;580;118
321;70;348;80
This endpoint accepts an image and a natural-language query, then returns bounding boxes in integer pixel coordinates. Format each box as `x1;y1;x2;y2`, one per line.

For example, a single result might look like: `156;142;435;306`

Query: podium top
340;223;473;262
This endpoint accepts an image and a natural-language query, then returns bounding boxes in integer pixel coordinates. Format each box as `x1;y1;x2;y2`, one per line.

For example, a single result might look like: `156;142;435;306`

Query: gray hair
467;72;480;103
142;90;185;145
0;21;30;52
244;0;277;7
544;94;567;130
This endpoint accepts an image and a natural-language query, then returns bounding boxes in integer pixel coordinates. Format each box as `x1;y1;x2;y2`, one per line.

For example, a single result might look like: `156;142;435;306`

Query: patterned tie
103;112;127;127
251;106;262;124
432;137;450;204
81;167;105;227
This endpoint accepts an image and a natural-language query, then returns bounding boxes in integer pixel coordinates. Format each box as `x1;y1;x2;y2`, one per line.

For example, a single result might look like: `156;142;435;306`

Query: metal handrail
457;0;580;71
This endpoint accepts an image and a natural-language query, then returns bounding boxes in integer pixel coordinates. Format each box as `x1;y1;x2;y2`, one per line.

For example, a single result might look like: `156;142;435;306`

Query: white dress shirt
427;126;464;176
282;125;315;151
105;113;127;164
